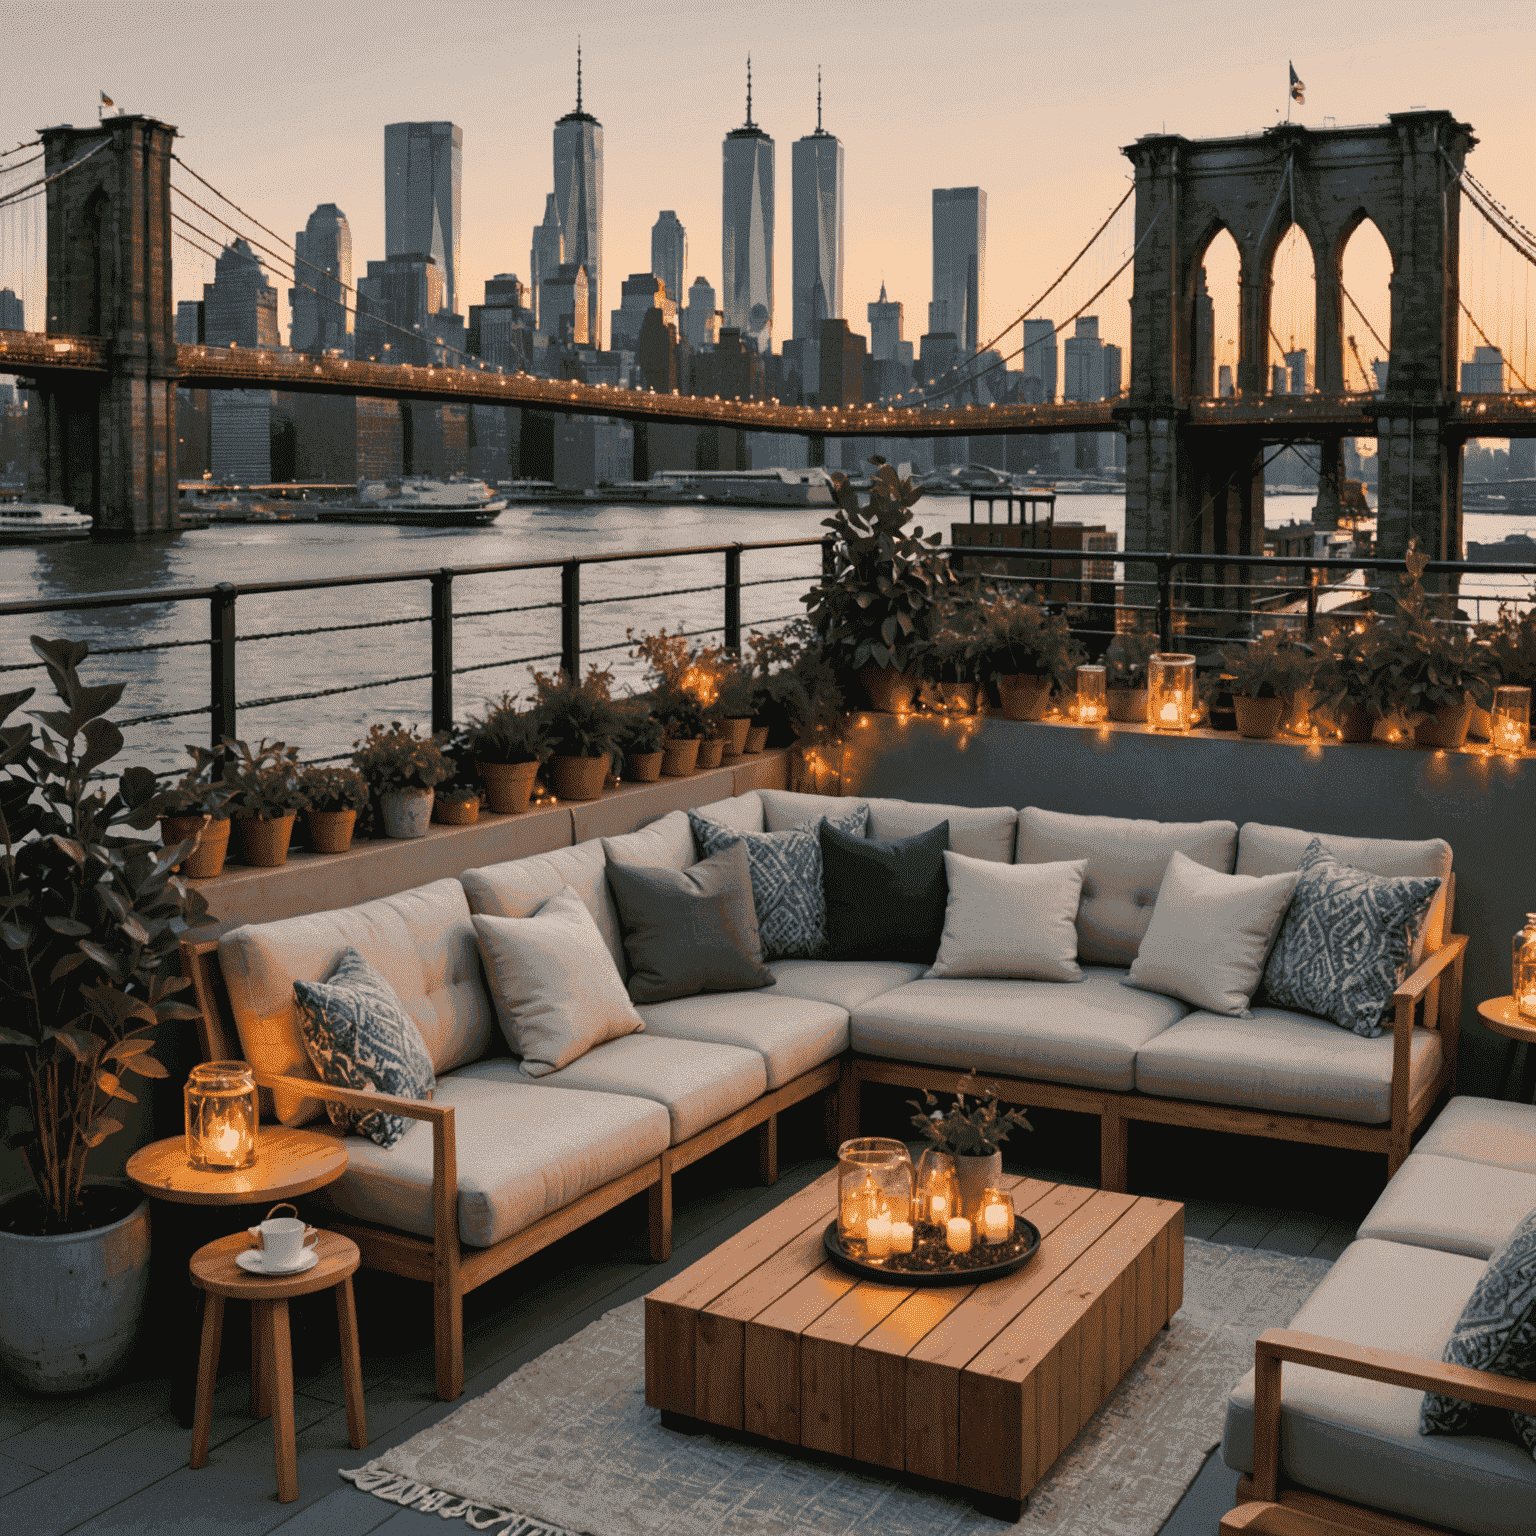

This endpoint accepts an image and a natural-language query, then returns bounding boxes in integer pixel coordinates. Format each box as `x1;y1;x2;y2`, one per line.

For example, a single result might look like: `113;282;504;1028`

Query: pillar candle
981;1203;1009;1244
865;1214;892;1258
928;1194;948;1223
891;1221;914;1254
946;1216;973;1254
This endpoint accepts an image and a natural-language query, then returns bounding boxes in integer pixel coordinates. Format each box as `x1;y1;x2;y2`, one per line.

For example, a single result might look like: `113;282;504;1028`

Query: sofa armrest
1392;933;1467;1017
1388;933;1467;1137
1250;1326;1536;1501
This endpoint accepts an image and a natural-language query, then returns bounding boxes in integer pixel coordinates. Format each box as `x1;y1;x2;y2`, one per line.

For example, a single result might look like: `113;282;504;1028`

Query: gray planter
380;787;434;838
0;1186;151;1393
954;1150;1003;1220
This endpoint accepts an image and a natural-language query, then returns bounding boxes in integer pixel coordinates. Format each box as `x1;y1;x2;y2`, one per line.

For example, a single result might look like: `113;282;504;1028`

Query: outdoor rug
340;1238;1330;1535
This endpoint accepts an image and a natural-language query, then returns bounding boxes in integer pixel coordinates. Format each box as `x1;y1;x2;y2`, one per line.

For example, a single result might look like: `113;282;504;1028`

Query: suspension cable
0;139;109;213
1339;281;1388;356
0;139;41;160
1459;296;1533;391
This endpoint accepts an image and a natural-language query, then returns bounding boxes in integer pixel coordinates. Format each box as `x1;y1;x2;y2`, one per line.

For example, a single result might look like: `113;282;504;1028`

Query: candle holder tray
821;1217;1041;1286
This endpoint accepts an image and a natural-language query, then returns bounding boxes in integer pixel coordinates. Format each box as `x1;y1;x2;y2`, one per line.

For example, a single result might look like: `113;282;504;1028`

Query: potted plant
920;587;988;713
465;692;550;815
629;628;724;774
974;585;1081;721
803;459;956;713
714;658;756;756
1312;621;1379;742
1104;630;1158;722
0;637;210;1393
617;709;666;782
1216;631;1314;740
1477;604;1536;741
153;744;236;878
297;764;367;852
746;621;846;749
351;721;452;837
909;1072;1034;1221
433;780;481;825
530;666;624;801
220;736;308;867
654;695;708;776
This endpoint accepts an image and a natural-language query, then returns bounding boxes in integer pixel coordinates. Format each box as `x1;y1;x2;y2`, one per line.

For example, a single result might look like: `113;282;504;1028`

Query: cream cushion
1356;1151;1536;1260
461;839;624;971
638;991;848;1089
767;959;927;1012
1415;1095;1536;1174
928;852;1087;982
758;789;1017;862
600;809;696;872
219;878;493;1126
1016;807;1238;966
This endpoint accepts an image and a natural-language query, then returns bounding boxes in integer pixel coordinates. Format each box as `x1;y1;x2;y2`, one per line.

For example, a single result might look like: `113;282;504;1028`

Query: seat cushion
307;1061;671;1248
1417;1096;1536;1174
526;1033;767;1144
1223;1238;1535;1536
1357;1152;1536;1260
767;958;926;1011
758;789;1017;862
1015;806;1238;966
638;991;848;1089
220;877;494;1126
849;968;1187;1092
1134;1007;1443;1125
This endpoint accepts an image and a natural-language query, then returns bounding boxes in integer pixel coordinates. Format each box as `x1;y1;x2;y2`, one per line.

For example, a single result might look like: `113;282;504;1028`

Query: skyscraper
0;289;22;331
385;122;463;318
722;58;774;354
290;203;353;354
932;187;986;356
553;46;603;349
203;239;279;482
355;253;443;364
791;70;843;342
1022;319;1057;399
868;283;903;362
529;194;563;335
684;276;721;350
651;211;686;311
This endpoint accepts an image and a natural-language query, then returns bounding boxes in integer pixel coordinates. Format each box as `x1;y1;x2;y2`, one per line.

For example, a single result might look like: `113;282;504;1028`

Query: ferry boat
0;502;93;542
313;476;507;526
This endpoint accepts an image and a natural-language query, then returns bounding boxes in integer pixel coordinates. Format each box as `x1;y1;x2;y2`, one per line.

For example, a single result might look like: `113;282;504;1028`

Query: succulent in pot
530;666;624;801
1215;631;1314;740
220;737;308;867
466;692;550;815
298;764;367;853
351;721;452;838
974;585;1082;721
152;744;236;878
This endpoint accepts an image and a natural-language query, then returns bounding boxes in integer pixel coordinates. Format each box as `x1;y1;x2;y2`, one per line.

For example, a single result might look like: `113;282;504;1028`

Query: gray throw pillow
293;947;436;1149
688;802;869;961
1260;838;1440;1037
605;841;775;1004
1420;1204;1536;1456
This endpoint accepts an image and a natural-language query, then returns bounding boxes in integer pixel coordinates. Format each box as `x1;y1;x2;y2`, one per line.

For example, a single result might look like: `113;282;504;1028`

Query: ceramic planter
859;663;918;714
696;738;726;770
1415;698;1474;749
1107;687;1148;724
477;758;539;815
743;725;770;754
548;754;609;801
231;811;296;867
721;717;752;756
433;798;479;825
954;1151;1004;1221
625;750;664;783
661;737;702;776
304;807;356;853
380;787;434;838
160;814;230;879
1233;695;1285;740
995;673;1053;722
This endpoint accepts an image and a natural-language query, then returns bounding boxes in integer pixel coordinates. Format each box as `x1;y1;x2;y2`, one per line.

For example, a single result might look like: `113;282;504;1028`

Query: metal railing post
1156;559;1174;652
821;535;835;579
430;568;454;735
1305;565;1319;641
724;544;742;653
209;583;236;751
561;559;581;679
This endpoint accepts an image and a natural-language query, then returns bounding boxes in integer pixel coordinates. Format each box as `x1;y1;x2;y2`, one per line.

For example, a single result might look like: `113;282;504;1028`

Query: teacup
247;1203;319;1269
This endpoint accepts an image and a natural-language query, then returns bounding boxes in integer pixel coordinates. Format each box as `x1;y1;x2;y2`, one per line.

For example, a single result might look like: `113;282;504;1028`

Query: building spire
576;37;583;113
745;55;754;129
817;66;822;133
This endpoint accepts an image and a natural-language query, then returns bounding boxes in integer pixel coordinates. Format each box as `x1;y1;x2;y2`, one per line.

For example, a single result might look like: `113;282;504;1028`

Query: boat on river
313;476;507;526
0;502;93;541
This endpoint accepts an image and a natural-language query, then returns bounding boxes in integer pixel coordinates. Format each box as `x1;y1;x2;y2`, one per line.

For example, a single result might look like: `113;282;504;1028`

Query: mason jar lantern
1514;915;1536;1023
836;1137;912;1247
1075;664;1107;724
1147;654;1197;731
185;1061;259;1171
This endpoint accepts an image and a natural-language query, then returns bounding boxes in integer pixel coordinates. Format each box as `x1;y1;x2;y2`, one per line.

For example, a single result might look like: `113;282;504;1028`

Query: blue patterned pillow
1260;838;1439;1038
688;803;869;961
1421;1204;1536;1457
294;948;436;1149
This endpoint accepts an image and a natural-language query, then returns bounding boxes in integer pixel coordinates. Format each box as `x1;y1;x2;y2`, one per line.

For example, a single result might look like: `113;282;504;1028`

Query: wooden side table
1476;996;1536;1103
189;1230;367;1503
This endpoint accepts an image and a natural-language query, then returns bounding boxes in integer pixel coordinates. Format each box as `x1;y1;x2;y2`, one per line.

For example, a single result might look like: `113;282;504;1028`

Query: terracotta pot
433;797;479;825
379;787;434;838
859;662;919;714
1332;704;1375;744
995;673;1053;722
1466;706;1492;742
1106;687;1147;724
696;738;726;770
548;754;609;801
1233;695;1285;740
160;814;231;880
1415;698;1474;749
304;807;356;854
743;725;770;754
625;750;664;782
936;680;979;713
661;737;702;776
954;1151;1003;1221
230;812;296;868
477;758;539;815
721;717;752;756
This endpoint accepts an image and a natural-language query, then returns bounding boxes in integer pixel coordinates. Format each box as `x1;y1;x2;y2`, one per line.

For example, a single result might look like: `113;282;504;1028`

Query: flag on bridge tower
1288;64;1305;104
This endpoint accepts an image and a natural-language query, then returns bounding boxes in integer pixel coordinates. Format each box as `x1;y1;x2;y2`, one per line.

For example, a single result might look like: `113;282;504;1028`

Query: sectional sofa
183;785;1467;1402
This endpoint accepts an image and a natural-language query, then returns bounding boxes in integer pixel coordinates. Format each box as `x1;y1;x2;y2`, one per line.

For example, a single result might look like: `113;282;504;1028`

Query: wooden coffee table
645;1168;1183;1517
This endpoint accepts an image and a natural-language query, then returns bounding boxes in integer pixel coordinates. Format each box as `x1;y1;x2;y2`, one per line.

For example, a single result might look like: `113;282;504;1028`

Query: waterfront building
651;212;686;316
684;275;721;350
1219;363;1235;397
290;395;404;482
818;318;864;408
1063;316;1122;470
384;121;463;320
553;48;603;349
541;263;590;345
868;283;907;365
468;275;534;373
1461;345;1504;394
722;59;775;355
610;272;676;354
203;239;279;483
1285;348;1309;394
174;300;209;479
355;252;443;365
554;415;631;489
1023;318;1058;400
931;186;986;356
290;204;353;355
0;288;21;330
791;73;843;343
529;194;564;335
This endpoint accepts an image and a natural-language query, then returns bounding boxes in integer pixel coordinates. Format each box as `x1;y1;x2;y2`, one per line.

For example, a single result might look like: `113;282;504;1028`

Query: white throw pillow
927;851;1087;982
471;886;643;1077
1125;851;1298;1017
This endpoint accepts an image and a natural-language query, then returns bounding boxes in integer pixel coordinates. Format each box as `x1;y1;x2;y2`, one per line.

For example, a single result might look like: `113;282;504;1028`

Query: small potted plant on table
433;780;481;825
975;586;1081;721
297;765;367;852
530;667;623;801
1104;630;1157;722
154;745;235;878
655;694;708;775
221;737;309;867
466;692;550;815
1217;631;1314;740
352;721;453;837
910;1072;1033;1221
921;588;987;713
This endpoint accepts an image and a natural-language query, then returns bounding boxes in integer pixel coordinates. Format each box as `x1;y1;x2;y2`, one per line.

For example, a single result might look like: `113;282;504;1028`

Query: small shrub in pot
220;737;308;866
530;667;624;801
974;586;1081;721
1104;630;1157;721
617;709;666;782
466;693;550;814
298;765;367;852
1216;631;1314;740
351;721;452;837
153;744;236;878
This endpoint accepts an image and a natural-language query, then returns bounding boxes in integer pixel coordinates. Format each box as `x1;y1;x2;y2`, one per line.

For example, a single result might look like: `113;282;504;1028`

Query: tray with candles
822;1214;1042;1286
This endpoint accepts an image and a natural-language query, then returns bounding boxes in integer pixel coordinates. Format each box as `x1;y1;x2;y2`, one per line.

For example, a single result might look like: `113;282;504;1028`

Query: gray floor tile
1154;1446;1241;1535
1255;1211;1331;1258
1209;1206;1280;1250
0;1450;42;1497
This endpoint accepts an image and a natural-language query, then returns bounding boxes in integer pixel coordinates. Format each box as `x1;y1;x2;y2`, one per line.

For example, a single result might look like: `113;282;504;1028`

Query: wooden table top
126;1128;348;1206
191;1229;359;1301
645;1167;1183;1505
1477;995;1536;1046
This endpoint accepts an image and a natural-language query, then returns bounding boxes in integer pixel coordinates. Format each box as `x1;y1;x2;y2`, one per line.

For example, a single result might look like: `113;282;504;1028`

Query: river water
2;491;1533;774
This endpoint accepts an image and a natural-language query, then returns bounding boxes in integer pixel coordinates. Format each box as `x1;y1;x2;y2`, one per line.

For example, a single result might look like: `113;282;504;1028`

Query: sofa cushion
1134;1006;1443;1125
759;789;1017;862
1358;1152;1536;1261
637;992;848;1090
1223;1238;1533;1536
306;1061;671;1248
527;1033;768;1144
849;968;1187;1092
766;959;927;1011
927;851;1086;982
1015;807;1238;966
601;809;696;872
220;877;494;1126
821;818;950;964
1417;1097;1536;1174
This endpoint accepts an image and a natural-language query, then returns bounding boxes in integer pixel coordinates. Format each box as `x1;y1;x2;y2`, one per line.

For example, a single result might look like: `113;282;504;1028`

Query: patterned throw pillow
1420;1204;1536;1456
688;802;869;961
1260;838;1440;1038
294;948;436;1149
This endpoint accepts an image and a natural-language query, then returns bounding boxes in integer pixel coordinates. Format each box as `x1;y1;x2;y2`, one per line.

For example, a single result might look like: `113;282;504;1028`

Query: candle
929;1194;948;1223
946;1217;973;1254
212;1120;242;1156
866;1214;892;1258
891;1221;914;1254
1159;700;1180;724
1495;721;1526;753
982;1203;1009;1244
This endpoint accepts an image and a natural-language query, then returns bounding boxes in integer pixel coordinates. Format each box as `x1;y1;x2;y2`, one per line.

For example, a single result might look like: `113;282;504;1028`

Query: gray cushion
821;818;949;964
637;991;848;1089
1015;806;1238;966
758;789;1017;862
766;959;927;1012
1358;1152;1536;1260
1134;1006;1444;1125
306;1061;671;1247
1223;1238;1534;1536
849;967;1187;1092
1418;1097;1536;1174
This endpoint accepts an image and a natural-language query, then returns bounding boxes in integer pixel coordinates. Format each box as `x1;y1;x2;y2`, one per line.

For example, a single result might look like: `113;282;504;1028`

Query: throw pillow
821;818;950;964
1262;838;1441;1037
605;841;775;1004
688;802;869;961
1124;851;1299;1017
928;851;1087;982
471;886;644;1077
1420;1204;1536;1456
293;947;436;1149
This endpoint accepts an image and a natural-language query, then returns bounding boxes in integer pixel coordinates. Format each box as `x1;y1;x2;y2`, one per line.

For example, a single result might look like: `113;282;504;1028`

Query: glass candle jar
1492;685;1531;755
914;1147;960;1227
184;1061;259;1171
1514;915;1536;1023
1075;664;1107;724
978;1186;1015;1245
1147;654;1197;731
837;1137;913;1246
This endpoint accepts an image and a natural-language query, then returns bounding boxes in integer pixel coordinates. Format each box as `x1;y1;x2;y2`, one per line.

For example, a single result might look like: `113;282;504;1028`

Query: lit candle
1159;700;1180;724
1522;992;1536;1016
982;1203;1010;1244
890;1221;914;1254
928;1194;948;1224
212;1120;242;1157
1495;720;1526;753
946;1216;973;1254
866;1214;892;1258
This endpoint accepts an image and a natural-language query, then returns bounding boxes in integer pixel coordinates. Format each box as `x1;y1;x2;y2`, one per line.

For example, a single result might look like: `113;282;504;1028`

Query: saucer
236;1246;319;1278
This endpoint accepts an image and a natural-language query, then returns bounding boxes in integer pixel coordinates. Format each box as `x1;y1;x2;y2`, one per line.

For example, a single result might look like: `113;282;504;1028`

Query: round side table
1476;996;1536;1104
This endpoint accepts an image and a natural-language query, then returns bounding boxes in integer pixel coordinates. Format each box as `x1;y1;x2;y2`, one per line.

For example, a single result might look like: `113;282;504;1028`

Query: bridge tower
1121;110;1476;574
27;114;179;536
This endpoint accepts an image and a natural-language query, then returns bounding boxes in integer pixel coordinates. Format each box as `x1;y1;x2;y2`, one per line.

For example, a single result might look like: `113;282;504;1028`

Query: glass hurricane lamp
914;1147;960;1227
185;1060;259;1171
1075;664;1107;724
978;1186;1015;1245
1515;914;1536;1023
836;1137;912;1246
1491;685;1531;755
1147;653;1197;731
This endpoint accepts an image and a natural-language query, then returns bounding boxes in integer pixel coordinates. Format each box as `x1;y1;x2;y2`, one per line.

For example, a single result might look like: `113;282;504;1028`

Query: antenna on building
745;55;754;129
576;38;583;113
817;66;822;132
